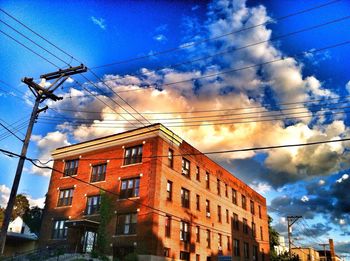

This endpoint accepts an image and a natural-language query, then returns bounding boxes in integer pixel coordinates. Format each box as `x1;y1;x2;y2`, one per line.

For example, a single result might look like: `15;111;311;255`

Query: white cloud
301;195;309;202
336;174;349;183
318;179;325;186
346;81;350;94
90;16;106;30
0;184;45;208
250;182;271;195
153;34;167;42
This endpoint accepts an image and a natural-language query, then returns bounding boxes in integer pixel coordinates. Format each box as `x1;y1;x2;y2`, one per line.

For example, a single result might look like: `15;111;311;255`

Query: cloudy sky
1;0;350;257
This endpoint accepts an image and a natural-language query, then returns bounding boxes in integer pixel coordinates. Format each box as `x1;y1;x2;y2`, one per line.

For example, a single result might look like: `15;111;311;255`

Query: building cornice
51;124;182;160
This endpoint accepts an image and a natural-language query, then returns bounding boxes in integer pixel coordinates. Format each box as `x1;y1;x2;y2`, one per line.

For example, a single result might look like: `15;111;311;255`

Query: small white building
274;236;289;255
4;217;38;257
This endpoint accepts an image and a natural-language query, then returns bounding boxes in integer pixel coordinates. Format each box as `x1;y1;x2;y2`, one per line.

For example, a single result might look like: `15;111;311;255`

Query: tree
12;194;30;220
23;206;43;235
95;191;113;258
269;216;280;250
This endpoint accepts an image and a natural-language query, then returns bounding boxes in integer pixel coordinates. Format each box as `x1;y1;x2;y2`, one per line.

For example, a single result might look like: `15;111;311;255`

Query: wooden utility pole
287;216;302;258
319;243;328;261
0;65;87;254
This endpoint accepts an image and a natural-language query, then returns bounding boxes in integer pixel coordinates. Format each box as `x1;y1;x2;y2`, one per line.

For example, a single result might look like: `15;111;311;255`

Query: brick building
40;123;270;260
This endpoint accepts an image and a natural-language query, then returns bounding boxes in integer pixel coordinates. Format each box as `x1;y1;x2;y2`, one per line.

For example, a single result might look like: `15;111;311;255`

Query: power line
42;101;350;124
0;29;59;69
24;134;350;162
0;120;24;142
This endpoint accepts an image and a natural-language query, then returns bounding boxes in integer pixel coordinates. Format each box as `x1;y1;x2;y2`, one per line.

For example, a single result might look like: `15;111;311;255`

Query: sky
1;0;350;258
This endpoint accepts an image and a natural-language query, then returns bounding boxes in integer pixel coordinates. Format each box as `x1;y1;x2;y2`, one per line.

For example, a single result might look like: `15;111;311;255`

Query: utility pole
319;243;328;261
0;65;87;254
287;216;302;258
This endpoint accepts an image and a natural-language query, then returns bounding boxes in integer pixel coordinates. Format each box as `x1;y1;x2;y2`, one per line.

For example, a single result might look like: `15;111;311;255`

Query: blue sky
1;0;350;257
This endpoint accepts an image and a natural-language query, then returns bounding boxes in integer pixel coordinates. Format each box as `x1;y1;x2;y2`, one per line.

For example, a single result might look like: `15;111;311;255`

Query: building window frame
196;194;200;211
180;220;190;242
243;218;248;234
123;145;143;166
85;195;101;215
165;215;171;238
166;180;173;201
182;158;190;178
250;200;255;215
181;187;190;208
90;163;106;182
52;219;67;239
120;177;140;199
57;188;74;207
205;172;210;189
206;229;211;248
242;195;247;210
206;199;210;218
63;159;78;176
232;188;237;205
196;225;200;242
233;213;239;230
244;242;249;259
196;166;200;181
168;149;174;168
217;179;221;196
233;239;240;256
217;205;222;223
116;213;137;235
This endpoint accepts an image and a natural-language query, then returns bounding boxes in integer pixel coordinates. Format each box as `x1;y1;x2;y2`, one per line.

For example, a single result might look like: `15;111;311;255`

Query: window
181;188;190;208
57;188;74;207
116;213;137;235
180;220;190;242
250;200;255;215
196;194;200;211
52;220;67;239
225;183;228;197
196;226;200;242
217;205;222;223
242;195;247;210
218;233;222;248
206;200;210;217
124;145;143;165
196;254;200;261
252;222;256;238
168;149;174;168
233;239;240;256
244;242;249;259
233;213;239;230
243;218;248;234
165;215;171;238
206;229;211;248
226;209;229;224
205;172;210;189
166;180;173;201
182;158;190;177
91;163;106;182
180;251;190;261
64;159;78;176
86;195;101;215
217;179;221;195
258;205;262;219
120;177;140;199
253;245;258;261
227;236;231;251
164;248;170;257
232;189;237;205
260;226;263;241
196;166;200;181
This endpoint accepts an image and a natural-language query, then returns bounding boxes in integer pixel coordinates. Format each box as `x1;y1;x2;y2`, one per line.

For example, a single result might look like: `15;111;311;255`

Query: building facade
291;247;320;261
40;124;270;260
